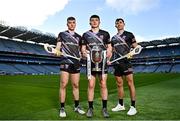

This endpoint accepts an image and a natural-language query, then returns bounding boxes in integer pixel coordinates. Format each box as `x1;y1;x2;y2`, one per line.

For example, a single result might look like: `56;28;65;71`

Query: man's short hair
115;18;124;23
90;15;100;20
67;16;76;21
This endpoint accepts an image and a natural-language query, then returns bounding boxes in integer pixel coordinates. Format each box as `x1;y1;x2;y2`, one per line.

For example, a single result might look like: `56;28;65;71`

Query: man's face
67;20;76;31
115;20;125;30
90;18;100;28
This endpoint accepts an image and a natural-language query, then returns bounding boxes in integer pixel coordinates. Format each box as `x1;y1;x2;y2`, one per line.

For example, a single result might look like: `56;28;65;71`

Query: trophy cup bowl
91;46;103;71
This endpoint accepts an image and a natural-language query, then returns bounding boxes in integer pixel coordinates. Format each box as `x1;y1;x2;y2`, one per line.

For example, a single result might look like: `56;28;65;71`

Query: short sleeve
130;33;136;44
81;33;87;45
57;33;62;42
111;36;116;47
77;35;83;46
106;32;111;44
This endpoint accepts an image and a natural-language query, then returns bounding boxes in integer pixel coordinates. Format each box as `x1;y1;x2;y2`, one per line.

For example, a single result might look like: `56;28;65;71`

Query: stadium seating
0;63;21;74
0;38;49;55
146;65;157;73
155;64;172;73
0;24;180;74
0;37;179;74
171;64;180;73
135;45;180;58
0;63;59;75
133;65;146;73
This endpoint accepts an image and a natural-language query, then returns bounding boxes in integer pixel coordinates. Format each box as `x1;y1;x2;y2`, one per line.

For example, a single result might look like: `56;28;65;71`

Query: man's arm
106;43;112;60
55;41;61;50
131;38;138;48
81;45;87;58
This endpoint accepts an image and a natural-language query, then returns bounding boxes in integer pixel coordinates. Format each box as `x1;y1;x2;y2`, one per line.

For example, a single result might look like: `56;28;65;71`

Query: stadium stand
171;64;180;72
133;65;146;73
155;64;172;73
0;23;60;75
0;23;180;75
133;37;180;73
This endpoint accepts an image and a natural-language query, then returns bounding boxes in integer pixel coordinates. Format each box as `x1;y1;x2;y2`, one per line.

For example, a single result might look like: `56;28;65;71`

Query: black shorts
91;70;108;75
89;62;108;75
114;59;133;76
60;63;80;74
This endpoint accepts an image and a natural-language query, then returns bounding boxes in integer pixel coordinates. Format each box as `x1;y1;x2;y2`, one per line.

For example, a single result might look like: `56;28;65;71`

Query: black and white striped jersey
57;30;81;59
81;29;110;51
111;31;136;57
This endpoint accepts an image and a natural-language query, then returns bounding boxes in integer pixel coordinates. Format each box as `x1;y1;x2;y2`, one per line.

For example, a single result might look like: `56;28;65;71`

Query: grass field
0;73;180;120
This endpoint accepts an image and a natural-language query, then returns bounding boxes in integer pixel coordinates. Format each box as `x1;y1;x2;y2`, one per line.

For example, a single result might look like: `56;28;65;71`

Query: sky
0;0;180;42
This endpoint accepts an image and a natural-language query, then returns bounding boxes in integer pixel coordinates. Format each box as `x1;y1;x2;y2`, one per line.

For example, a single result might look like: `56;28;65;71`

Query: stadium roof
139;37;180;47
0;23;180;47
0;24;57;45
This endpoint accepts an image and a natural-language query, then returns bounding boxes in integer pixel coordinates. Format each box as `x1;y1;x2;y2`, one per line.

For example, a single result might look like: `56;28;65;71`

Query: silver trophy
91;46;103;71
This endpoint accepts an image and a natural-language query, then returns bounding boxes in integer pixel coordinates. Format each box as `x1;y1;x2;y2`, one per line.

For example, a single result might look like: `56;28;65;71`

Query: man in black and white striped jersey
55;17;85;118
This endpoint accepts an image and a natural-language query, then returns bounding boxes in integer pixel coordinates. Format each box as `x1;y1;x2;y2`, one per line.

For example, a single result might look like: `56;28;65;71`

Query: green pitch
0;73;180;120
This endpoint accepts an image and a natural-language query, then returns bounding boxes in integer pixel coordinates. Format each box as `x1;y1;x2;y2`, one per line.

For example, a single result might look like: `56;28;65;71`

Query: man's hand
127;45;143;59
107;59;111;65
54;49;62;56
127;53;133;59
106;49;112;65
82;50;90;58
82;51;87;58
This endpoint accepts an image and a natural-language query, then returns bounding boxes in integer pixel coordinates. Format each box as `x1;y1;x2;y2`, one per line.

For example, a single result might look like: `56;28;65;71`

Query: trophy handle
102;50;106;80
87;53;91;80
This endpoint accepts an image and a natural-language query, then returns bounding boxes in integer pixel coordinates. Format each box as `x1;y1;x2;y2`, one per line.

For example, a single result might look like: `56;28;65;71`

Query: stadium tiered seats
0;38;49;55
13;64;39;74
135;45;180;58
136;48;159;58
133;40;180;73
43;65;60;73
0;63;59;75
0;38;23;52
171;64;180;73
0;23;180;74
0;63;22;74
142;65;158;73
0;38;11;52
133;65;146;73
155;64;172;73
